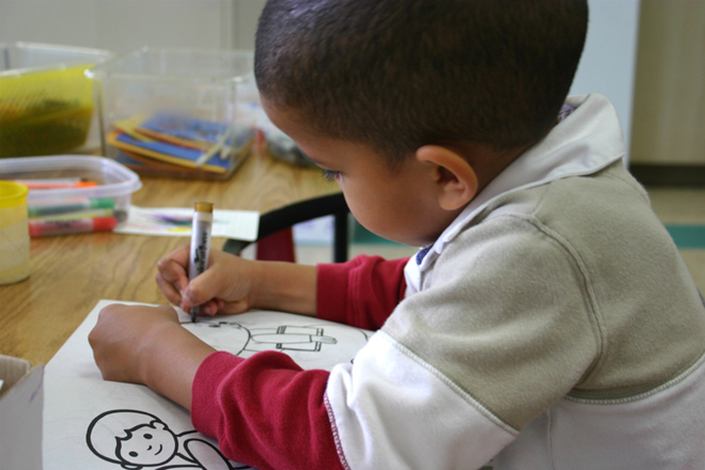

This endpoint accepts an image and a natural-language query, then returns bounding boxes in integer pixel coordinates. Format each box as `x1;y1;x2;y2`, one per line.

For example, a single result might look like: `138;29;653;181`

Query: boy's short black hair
255;0;588;164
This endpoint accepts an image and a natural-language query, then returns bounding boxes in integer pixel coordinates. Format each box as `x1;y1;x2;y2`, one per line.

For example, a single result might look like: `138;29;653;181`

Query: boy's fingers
198;300;221;316
158;246;236;312
157;257;189;291
155;272;182;306
156;256;184;280
182;267;234;309
157;244;190;274
169;243;191;263
181;279;210;309
220;298;250;315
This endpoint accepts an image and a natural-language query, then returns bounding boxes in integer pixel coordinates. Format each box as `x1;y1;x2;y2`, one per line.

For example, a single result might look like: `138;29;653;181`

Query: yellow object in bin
0;42;113;158
0;65;94;157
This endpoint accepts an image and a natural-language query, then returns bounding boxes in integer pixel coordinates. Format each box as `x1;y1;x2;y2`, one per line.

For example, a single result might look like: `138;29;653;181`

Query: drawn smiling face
116;422;178;466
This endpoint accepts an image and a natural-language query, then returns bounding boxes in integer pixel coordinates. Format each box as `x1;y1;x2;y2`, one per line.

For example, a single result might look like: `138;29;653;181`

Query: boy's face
263;100;456;247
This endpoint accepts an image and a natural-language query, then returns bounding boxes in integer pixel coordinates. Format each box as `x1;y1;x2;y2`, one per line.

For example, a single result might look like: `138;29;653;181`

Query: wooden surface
0;151;339;366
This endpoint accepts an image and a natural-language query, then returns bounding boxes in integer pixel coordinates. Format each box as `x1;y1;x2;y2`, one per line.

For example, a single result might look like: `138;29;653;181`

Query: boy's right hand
156;244;255;316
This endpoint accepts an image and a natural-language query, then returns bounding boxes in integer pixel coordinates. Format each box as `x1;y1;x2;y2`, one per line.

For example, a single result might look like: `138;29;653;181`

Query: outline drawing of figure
185;320;366;358
86;409;250;470
184;319;370;370
204;322;338;354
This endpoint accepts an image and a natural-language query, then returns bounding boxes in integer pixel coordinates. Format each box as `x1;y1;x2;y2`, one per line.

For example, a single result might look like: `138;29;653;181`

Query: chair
222;192;350;263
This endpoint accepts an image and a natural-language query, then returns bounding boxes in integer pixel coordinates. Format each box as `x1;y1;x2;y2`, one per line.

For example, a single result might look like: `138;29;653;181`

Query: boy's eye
321;169;341;181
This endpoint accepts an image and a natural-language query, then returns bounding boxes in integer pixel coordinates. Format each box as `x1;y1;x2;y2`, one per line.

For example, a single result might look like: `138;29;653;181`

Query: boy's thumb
182;269;220;308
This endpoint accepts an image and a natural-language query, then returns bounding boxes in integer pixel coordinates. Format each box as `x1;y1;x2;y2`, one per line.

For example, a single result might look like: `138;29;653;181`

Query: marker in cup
188;202;214;323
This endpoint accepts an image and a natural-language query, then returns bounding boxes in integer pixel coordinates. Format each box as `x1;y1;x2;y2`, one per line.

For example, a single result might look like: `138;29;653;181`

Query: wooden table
0;151;339;366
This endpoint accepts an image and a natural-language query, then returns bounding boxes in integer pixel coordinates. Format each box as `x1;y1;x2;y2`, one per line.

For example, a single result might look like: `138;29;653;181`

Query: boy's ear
416;145;479;211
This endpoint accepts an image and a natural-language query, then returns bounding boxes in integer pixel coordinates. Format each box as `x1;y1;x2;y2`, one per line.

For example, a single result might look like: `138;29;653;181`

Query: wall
0;0;265;53
630;0;705;166
569;0;640;164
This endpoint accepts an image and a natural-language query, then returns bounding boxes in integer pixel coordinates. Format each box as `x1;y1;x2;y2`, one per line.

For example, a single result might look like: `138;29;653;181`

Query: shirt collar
407;93;626;283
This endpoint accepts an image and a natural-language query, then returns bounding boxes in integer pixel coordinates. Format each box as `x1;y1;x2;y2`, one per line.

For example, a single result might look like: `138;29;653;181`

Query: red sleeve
191;255;408;468
316;255;409;330
191;350;344;470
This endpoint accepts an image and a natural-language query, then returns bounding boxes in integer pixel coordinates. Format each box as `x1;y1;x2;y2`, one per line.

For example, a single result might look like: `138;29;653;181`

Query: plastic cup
0;181;30;284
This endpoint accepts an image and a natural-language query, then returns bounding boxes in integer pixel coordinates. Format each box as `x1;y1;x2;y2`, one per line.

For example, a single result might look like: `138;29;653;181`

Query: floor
283;186;705;294
646;187;705;293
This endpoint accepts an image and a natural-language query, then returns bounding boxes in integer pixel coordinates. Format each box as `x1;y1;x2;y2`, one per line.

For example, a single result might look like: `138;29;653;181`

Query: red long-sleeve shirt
191;255;408;469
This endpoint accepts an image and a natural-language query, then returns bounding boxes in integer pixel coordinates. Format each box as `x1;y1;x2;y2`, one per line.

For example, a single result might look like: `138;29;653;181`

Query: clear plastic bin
0;155;142;231
0;42;114;158
90;47;258;180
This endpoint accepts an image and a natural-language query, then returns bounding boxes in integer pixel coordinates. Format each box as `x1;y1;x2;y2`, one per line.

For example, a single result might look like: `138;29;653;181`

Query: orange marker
12;179;98;190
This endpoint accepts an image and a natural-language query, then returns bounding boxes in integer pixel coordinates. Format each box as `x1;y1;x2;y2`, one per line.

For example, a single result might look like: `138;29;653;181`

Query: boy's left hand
88;303;215;409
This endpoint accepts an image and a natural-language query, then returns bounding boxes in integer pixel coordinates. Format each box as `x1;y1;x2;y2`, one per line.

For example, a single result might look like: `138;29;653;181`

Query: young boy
89;0;705;469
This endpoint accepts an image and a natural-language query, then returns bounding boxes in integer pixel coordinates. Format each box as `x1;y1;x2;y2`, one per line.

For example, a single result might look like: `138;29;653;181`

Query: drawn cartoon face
116;421;177;466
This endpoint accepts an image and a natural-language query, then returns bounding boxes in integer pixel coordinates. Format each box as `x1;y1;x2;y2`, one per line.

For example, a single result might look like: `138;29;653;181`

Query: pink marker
28;217;118;237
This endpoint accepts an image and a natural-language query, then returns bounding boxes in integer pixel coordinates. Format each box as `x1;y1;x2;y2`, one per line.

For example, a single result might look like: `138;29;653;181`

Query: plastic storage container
0;42;114;158
0;155;142;235
90;47;258;180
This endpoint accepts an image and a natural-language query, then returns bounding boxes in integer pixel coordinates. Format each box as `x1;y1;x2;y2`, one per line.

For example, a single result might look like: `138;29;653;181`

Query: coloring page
43;300;373;469
114;206;259;240
44;377;251;470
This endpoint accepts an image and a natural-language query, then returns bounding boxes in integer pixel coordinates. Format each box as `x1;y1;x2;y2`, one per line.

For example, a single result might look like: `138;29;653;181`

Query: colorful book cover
107;130;230;174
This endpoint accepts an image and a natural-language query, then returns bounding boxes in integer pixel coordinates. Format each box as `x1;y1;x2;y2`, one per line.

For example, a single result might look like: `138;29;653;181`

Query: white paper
44;377;248;470
115;206;260;241
44;300;373;469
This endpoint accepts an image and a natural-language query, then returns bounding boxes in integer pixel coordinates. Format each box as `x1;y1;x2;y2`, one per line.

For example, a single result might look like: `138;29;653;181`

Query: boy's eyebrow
301;153;323;167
